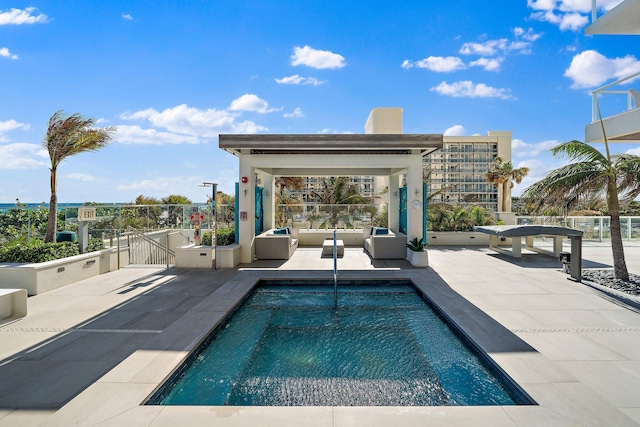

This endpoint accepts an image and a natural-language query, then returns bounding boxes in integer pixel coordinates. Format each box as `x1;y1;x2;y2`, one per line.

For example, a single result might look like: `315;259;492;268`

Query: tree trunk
609;212;629;281
607;181;629;281
44;168;58;243
501;181;508;212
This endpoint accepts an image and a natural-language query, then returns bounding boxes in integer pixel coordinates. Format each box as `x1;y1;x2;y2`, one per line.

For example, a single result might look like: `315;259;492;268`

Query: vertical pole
166;230;169;270
333;230;338;308
213;183;218;271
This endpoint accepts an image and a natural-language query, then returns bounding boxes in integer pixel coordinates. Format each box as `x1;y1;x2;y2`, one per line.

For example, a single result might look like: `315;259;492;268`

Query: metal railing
517;216;640;241
124;226;175;267
0;203;236;245
590;71;640;122
275;203;387;229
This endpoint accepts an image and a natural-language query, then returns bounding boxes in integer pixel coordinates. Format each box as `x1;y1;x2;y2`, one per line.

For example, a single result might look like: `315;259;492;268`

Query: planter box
0;247;128;296
175;245;213;269
407;249;429;267
175;244;242;269
216;244;241;269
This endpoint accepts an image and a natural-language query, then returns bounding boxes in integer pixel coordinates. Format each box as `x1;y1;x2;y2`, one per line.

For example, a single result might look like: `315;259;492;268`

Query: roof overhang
585;0;640;35
219;134;443;157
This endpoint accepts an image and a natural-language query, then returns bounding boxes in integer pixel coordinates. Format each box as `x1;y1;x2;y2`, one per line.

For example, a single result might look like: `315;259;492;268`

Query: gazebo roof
219;134;443;157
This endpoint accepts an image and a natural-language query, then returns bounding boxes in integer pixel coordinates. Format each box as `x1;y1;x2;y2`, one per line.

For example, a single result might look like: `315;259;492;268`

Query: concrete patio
1;241;640;426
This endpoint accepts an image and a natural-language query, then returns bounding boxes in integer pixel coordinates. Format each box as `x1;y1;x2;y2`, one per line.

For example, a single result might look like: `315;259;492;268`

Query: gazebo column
262;173;275;231
238;156;256;263
388;174;400;232
405;156;424;244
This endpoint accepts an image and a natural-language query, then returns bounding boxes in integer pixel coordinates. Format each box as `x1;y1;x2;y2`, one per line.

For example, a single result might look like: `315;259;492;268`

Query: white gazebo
219;133;443;264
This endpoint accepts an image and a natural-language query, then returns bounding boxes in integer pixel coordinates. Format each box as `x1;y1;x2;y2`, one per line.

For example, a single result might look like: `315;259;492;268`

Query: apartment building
424;131;512;212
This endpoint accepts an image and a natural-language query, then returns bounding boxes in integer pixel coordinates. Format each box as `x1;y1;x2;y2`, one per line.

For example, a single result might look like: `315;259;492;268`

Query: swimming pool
147;280;533;406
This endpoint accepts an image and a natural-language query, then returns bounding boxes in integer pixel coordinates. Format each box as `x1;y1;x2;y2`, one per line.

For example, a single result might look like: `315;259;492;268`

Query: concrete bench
474;225;583;259
0;289;27;325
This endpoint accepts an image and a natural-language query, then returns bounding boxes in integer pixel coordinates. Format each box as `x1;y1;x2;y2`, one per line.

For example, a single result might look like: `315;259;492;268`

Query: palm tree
485;157;529;213
43;111;116;242
521;140;640;280
311;177;369;228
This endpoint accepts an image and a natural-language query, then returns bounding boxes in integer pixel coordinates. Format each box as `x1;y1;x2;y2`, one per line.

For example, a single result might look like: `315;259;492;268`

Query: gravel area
582;269;640;295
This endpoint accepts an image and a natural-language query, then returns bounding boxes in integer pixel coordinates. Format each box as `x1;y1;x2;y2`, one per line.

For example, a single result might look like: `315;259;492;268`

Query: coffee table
322;239;344;257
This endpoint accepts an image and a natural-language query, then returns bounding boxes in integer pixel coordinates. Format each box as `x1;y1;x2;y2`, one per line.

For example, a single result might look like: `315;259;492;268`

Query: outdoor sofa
254;227;299;260
363;227;407;259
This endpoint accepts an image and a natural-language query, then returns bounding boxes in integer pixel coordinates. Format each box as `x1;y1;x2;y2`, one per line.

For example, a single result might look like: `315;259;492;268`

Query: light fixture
243;188;247;196
393;191;398;197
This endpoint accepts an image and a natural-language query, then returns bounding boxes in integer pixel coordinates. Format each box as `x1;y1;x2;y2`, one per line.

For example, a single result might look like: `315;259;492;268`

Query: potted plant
406;237;429;267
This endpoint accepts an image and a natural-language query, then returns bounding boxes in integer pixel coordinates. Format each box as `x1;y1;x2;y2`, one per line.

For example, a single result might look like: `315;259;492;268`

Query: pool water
148;282;531;406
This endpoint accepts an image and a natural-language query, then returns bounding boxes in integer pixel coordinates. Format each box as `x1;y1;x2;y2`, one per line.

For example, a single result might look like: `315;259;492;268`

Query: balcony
583;1;640;143
584;72;640;143
585;0;640;35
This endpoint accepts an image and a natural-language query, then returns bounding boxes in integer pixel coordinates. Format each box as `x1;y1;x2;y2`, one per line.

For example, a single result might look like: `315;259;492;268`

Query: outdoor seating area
363;227;408;259
254;227;299;260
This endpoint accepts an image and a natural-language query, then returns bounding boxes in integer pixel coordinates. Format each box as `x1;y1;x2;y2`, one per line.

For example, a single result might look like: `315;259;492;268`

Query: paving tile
557;360;640;407
334;407;516;427
151;406;334;427
524;382;637;426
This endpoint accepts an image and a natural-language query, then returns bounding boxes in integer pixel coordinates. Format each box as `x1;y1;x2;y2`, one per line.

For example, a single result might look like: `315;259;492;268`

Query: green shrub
87;238;105;252
217;227;235;246
201;231;212;246
201;227;235;246
0;241;79;263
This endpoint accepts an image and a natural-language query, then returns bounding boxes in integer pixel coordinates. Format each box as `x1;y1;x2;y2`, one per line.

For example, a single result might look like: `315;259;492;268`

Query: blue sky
1;0;639;203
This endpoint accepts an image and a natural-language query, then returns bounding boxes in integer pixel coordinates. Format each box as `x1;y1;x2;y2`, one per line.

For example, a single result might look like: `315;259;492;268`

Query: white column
406;156;423;245
388;174;400;231
238;157;256;263
263;174;275;231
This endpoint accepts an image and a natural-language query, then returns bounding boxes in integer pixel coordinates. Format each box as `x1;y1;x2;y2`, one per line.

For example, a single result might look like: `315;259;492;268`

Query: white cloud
0;47;18;60
430;81;513;99
0;143;48;169
117;177;187;192
122;13;133;20
627;147;640;156
229;94;281;113
459;39;532;56
317;129;354;134
290;45;346;69
514;27;543;42
527;0;623;31
0;7;48;25
564;50;640;89
401;56;466;72
284;107;304;118
275;74;325;86
469;57;503;72
118;103;267;144
63;173;95;182
0;119;29;133
512;138;560;157
443;125;466;136
115;125;200;145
